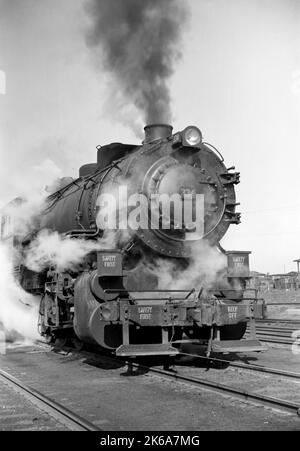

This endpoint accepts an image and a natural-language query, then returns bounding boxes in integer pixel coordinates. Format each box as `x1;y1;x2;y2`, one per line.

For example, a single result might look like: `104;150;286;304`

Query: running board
211;339;268;353
116;344;180;357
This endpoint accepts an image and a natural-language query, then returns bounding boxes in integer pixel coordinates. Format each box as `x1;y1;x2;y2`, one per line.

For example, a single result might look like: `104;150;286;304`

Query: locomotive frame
1;124;267;357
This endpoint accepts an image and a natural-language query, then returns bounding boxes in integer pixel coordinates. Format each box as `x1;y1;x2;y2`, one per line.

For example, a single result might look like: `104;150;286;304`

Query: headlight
183;126;202;147
172;126;203;149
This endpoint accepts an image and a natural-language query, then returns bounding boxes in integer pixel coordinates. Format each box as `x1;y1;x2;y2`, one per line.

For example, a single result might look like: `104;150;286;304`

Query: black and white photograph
0;0;299;435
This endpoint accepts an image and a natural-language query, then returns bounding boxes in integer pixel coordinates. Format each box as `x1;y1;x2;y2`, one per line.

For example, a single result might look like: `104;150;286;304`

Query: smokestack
144;124;173;144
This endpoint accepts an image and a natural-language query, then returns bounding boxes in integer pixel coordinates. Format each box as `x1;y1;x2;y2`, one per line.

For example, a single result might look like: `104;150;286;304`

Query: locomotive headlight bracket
172;126;203;149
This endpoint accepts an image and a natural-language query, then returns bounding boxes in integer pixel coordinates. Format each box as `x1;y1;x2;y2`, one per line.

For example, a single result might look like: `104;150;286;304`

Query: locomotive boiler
6;124;266;357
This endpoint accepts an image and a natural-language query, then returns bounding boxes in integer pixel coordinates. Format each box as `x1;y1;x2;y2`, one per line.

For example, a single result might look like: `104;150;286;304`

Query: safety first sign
97;251;123;277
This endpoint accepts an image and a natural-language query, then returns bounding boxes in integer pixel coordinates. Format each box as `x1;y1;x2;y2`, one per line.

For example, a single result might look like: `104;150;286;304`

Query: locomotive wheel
44;332;55;344
54;337;68;348
71;337;84;351
39;321;54;344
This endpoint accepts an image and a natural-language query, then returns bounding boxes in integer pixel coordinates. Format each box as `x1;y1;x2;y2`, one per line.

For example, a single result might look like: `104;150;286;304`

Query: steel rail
177;352;300;381
254;327;296;333
0;368;101;431
252;329;294;337
257;319;300;324
259;326;300;331
254;334;294;340
255;337;294;345
249;329;295;337
266;303;300;306
255;332;295;339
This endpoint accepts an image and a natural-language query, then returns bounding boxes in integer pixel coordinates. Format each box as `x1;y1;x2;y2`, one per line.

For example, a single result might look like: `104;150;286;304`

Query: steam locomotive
1;124;266;357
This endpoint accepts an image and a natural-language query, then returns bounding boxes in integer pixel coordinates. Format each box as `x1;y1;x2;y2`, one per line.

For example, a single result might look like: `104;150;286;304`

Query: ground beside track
0;342;299;431
0;374;69;431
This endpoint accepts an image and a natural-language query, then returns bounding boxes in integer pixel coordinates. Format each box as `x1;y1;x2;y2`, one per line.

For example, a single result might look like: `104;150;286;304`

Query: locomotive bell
144;124;173;144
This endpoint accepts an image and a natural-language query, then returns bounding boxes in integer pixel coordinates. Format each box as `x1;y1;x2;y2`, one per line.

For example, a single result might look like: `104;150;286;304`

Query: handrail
202;141;225;162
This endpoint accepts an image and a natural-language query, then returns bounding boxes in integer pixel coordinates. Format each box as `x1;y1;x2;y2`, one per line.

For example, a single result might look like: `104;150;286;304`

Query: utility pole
293;259;300;290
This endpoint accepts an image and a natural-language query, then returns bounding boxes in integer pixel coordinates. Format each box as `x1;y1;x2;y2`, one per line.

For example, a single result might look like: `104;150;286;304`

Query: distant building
248;272;274;291
272;272;299;290
249;271;299;291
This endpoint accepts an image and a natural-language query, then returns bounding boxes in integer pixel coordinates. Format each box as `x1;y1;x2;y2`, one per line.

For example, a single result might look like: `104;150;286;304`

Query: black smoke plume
85;0;189;129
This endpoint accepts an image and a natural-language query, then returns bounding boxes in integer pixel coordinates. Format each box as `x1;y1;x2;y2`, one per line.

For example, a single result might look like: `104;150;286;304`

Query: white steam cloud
25;230;101;272
2;159;62;238
0;242;39;342
148;241;227;292
0;159;63;342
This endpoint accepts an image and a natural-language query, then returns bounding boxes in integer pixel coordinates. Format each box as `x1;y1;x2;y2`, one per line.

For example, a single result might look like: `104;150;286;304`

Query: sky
0;0;299;274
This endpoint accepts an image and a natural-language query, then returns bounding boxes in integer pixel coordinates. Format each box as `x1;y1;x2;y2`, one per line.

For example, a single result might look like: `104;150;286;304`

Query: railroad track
123;357;300;417
245;323;299;345
177;352;300;381
1;340;300;429
53;342;300;418
0;368;101;431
